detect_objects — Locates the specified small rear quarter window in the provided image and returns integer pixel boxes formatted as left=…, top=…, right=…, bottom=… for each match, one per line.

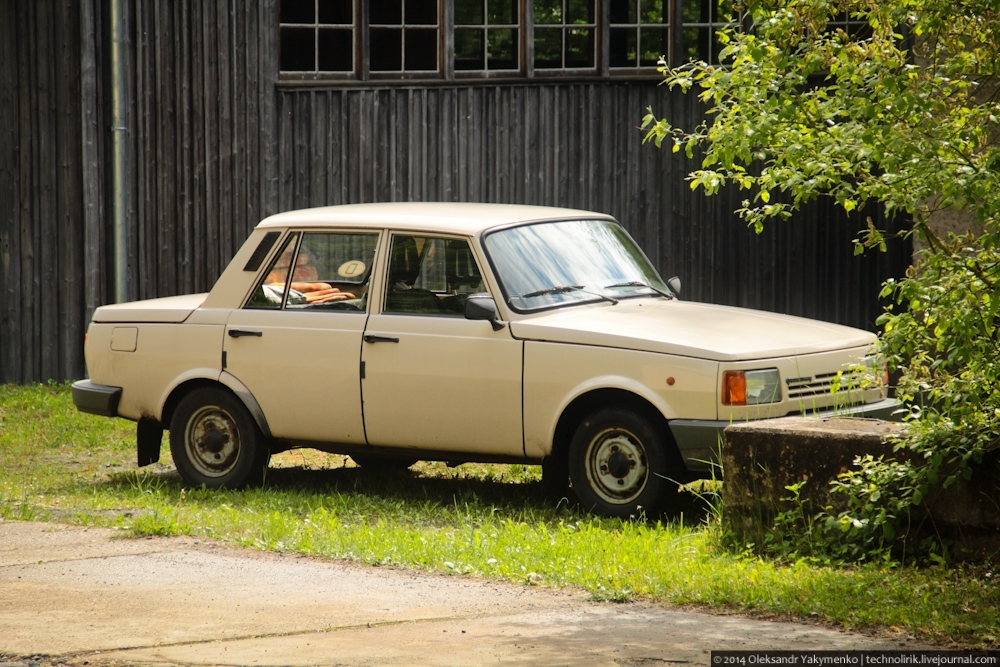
left=243, top=231, right=282, bottom=271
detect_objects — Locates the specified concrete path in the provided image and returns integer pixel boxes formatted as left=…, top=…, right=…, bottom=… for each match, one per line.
left=0, top=520, right=922, bottom=666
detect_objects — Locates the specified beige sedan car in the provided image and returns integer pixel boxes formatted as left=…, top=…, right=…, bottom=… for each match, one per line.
left=73, top=203, right=898, bottom=517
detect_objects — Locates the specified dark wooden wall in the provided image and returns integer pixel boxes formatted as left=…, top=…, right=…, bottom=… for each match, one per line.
left=276, top=83, right=910, bottom=327
left=0, top=0, right=94, bottom=384
left=0, top=0, right=910, bottom=384
left=130, top=0, right=279, bottom=300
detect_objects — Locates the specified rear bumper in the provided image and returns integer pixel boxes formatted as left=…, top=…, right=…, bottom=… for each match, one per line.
left=71, top=379, right=122, bottom=417
left=669, top=397, right=904, bottom=473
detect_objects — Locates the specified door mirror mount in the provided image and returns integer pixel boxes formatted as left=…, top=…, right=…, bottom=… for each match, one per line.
left=667, top=276, right=682, bottom=298
left=465, top=295, right=506, bottom=331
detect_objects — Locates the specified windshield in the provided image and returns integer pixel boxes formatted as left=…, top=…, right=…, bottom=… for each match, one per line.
left=483, top=219, right=670, bottom=312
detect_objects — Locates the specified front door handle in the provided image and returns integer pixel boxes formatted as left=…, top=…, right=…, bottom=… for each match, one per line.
left=363, top=334, right=399, bottom=344
left=229, top=329, right=263, bottom=338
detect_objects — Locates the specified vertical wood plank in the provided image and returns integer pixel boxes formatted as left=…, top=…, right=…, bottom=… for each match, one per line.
left=80, top=0, right=104, bottom=329
left=0, top=0, right=22, bottom=382
left=54, top=0, right=84, bottom=378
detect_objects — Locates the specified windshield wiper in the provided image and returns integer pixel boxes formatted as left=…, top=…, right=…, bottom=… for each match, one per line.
left=517, top=285, right=618, bottom=305
left=604, top=280, right=675, bottom=300
left=519, top=285, right=584, bottom=299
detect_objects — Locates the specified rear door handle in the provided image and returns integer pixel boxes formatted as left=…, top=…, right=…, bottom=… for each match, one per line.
left=363, top=334, right=399, bottom=344
left=229, top=329, right=263, bottom=338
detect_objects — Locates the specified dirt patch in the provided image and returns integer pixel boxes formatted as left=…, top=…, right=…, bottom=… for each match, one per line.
left=0, top=521, right=927, bottom=667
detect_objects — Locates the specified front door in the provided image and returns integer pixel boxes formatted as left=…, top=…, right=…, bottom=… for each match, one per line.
left=361, top=235, right=523, bottom=456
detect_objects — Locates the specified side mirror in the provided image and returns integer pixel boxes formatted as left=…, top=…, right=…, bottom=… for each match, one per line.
left=667, top=276, right=682, bottom=297
left=464, top=295, right=506, bottom=331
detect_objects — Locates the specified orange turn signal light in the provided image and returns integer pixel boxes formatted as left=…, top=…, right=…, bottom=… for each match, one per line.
left=722, top=370, right=746, bottom=406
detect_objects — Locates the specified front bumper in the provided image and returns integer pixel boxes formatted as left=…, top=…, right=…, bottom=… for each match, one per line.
left=71, top=379, right=122, bottom=417
left=669, top=397, right=904, bottom=474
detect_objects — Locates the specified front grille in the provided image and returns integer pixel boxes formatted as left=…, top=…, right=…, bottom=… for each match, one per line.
left=785, top=372, right=842, bottom=399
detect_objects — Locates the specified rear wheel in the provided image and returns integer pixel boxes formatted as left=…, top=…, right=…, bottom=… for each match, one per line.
left=568, top=408, right=675, bottom=518
left=169, top=387, right=270, bottom=488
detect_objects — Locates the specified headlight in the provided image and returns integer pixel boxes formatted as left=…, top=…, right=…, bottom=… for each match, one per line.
left=722, top=369, right=782, bottom=406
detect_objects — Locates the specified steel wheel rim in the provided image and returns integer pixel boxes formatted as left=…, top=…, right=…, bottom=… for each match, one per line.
left=184, top=404, right=241, bottom=478
left=584, top=427, right=649, bottom=505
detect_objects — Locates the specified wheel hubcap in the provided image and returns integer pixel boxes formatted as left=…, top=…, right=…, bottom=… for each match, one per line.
left=185, top=405, right=241, bottom=478
left=586, top=429, right=649, bottom=504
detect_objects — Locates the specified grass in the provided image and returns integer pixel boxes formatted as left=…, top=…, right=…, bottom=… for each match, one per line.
left=1, top=382, right=998, bottom=647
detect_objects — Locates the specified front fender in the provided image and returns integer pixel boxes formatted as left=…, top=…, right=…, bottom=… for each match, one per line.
left=522, top=341, right=718, bottom=459
left=531, top=375, right=676, bottom=458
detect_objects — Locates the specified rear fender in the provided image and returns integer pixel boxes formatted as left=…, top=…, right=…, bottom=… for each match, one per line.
left=219, top=371, right=273, bottom=438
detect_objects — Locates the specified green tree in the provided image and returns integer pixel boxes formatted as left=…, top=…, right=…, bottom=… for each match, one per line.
left=643, top=0, right=1000, bottom=560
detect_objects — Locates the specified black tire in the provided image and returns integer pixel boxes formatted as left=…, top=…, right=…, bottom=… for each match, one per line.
left=350, top=454, right=417, bottom=471
left=568, top=408, right=676, bottom=518
left=169, top=387, right=270, bottom=489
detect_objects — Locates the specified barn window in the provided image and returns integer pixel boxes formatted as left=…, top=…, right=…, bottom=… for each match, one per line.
left=609, top=0, right=670, bottom=69
left=277, top=0, right=747, bottom=79
left=370, top=0, right=441, bottom=72
left=679, top=0, right=737, bottom=65
left=279, top=0, right=356, bottom=72
left=533, top=0, right=596, bottom=70
left=454, top=0, right=519, bottom=71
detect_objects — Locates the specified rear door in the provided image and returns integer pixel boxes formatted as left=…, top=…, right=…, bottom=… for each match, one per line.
left=224, top=230, right=379, bottom=443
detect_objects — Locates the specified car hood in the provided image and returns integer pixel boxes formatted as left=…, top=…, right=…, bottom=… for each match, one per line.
left=508, top=298, right=876, bottom=361
left=91, top=293, right=208, bottom=324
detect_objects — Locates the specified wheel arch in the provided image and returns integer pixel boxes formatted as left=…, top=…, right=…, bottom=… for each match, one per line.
left=161, top=374, right=271, bottom=438
left=550, top=388, right=687, bottom=481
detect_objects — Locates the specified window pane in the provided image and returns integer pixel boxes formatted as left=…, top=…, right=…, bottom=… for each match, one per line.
left=534, top=28, right=562, bottom=68
left=682, top=26, right=708, bottom=62
left=370, top=28, right=403, bottom=70
left=641, top=0, right=668, bottom=23
left=565, top=27, right=593, bottom=67
left=567, top=0, right=594, bottom=24
left=280, top=27, right=315, bottom=71
left=534, top=0, right=562, bottom=25
left=384, top=237, right=482, bottom=316
left=318, top=0, right=352, bottom=24
left=639, top=27, right=667, bottom=66
left=610, top=0, right=637, bottom=24
left=280, top=0, right=314, bottom=24
left=279, top=232, right=377, bottom=311
left=487, top=28, right=517, bottom=69
left=405, top=29, right=438, bottom=70
left=318, top=28, right=353, bottom=70
left=455, top=28, right=485, bottom=69
left=456, top=0, right=483, bottom=25
left=609, top=27, right=637, bottom=67
left=682, top=0, right=708, bottom=23
left=488, top=0, right=515, bottom=25
left=371, top=0, right=402, bottom=24
left=246, top=233, right=299, bottom=309
left=405, top=1, right=438, bottom=25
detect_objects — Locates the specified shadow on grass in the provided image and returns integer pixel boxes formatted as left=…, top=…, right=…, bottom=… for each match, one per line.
left=100, top=462, right=714, bottom=525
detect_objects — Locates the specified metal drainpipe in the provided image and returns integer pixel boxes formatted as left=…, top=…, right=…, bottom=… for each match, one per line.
left=110, top=0, right=128, bottom=303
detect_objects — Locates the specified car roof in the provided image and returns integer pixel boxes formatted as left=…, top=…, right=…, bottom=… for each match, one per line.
left=256, top=202, right=617, bottom=235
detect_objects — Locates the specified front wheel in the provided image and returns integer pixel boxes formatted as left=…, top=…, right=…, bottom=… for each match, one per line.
left=169, top=387, right=270, bottom=489
left=568, top=408, right=675, bottom=518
